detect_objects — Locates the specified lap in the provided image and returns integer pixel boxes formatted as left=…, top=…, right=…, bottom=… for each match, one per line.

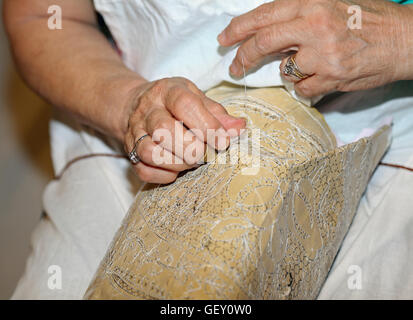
left=12, top=115, right=143, bottom=299
left=14, top=82, right=413, bottom=299
left=318, top=81, right=413, bottom=299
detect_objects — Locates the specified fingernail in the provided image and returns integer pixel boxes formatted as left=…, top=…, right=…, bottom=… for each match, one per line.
left=226, top=115, right=246, bottom=125
left=219, top=113, right=239, bottom=122
left=217, top=31, right=226, bottom=44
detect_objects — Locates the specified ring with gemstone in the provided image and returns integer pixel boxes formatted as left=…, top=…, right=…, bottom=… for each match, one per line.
left=283, top=55, right=309, bottom=80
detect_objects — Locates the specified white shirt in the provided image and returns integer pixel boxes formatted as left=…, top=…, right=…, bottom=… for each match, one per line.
left=12, top=0, right=413, bottom=299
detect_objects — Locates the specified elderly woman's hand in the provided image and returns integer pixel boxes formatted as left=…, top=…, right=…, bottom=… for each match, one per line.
left=123, top=77, right=246, bottom=184
left=218, top=0, right=413, bottom=98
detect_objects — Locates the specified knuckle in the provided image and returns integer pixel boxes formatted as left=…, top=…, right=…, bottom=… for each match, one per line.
left=336, top=82, right=351, bottom=92
left=167, top=171, right=179, bottom=181
left=150, top=79, right=166, bottom=95
left=208, top=102, right=227, bottom=115
left=136, top=166, right=153, bottom=182
left=127, top=115, right=135, bottom=130
left=144, top=107, right=158, bottom=128
left=155, top=118, right=172, bottom=131
left=181, top=78, right=198, bottom=91
left=128, top=119, right=144, bottom=138
left=134, top=94, right=151, bottom=117
left=323, top=58, right=347, bottom=80
left=227, top=18, right=241, bottom=37
left=163, top=174, right=178, bottom=184
left=335, top=83, right=346, bottom=92
left=322, top=52, right=344, bottom=77
left=124, top=137, right=133, bottom=154
left=323, top=40, right=340, bottom=57
left=172, top=77, right=192, bottom=88
left=237, top=46, right=255, bottom=70
left=173, top=76, right=186, bottom=82
left=137, top=94, right=152, bottom=112
left=279, top=61, right=287, bottom=74
left=175, top=92, right=199, bottom=110
left=330, top=64, right=346, bottom=80
left=310, top=5, right=334, bottom=34
left=236, top=47, right=249, bottom=67
left=140, top=145, right=154, bottom=163
left=295, top=82, right=313, bottom=97
left=254, top=3, right=274, bottom=25
left=207, top=120, right=222, bottom=131
left=167, top=85, right=185, bottom=101
left=254, top=29, right=273, bottom=54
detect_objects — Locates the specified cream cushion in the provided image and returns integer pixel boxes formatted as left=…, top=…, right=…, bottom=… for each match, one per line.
left=85, top=85, right=391, bottom=299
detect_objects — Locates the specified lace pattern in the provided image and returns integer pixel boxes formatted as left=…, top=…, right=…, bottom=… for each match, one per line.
left=85, top=88, right=391, bottom=299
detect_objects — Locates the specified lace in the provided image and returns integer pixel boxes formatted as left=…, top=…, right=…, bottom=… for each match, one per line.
left=84, top=91, right=391, bottom=299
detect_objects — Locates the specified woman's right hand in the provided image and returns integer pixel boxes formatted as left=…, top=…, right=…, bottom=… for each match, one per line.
left=123, top=77, right=246, bottom=184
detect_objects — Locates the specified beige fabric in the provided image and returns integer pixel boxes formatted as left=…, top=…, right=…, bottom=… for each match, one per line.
left=84, top=85, right=391, bottom=300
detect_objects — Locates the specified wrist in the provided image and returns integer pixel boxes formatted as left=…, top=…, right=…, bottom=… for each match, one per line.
left=100, top=74, right=148, bottom=142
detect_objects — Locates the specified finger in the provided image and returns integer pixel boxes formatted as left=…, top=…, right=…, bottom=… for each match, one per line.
left=294, top=75, right=337, bottom=98
left=134, top=161, right=179, bottom=184
left=201, top=96, right=246, bottom=137
left=176, top=77, right=246, bottom=133
left=218, top=0, right=299, bottom=46
left=280, top=51, right=315, bottom=83
left=124, top=130, right=136, bottom=156
left=130, top=126, right=194, bottom=172
left=229, top=18, right=308, bottom=76
left=144, top=107, right=206, bottom=165
left=163, top=85, right=231, bottom=151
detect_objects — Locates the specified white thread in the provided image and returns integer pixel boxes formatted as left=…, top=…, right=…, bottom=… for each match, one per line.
left=241, top=56, right=247, bottom=98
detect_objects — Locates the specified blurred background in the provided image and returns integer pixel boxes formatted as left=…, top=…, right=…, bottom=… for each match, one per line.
left=0, top=1, right=54, bottom=299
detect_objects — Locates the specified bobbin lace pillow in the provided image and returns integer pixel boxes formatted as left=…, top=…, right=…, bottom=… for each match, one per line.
left=84, top=86, right=391, bottom=299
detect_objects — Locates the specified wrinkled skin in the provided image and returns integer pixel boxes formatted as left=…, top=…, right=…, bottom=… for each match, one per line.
left=4, top=0, right=245, bottom=184
left=219, top=0, right=413, bottom=97
left=6, top=0, right=412, bottom=184
left=123, top=77, right=246, bottom=184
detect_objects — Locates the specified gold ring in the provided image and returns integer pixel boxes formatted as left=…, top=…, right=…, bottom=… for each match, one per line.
left=283, top=55, right=309, bottom=80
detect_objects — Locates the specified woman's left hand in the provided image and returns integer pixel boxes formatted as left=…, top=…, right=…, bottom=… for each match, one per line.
left=218, top=0, right=413, bottom=98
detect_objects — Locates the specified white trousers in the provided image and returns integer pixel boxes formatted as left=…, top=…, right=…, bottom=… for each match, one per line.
left=12, top=82, right=413, bottom=299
